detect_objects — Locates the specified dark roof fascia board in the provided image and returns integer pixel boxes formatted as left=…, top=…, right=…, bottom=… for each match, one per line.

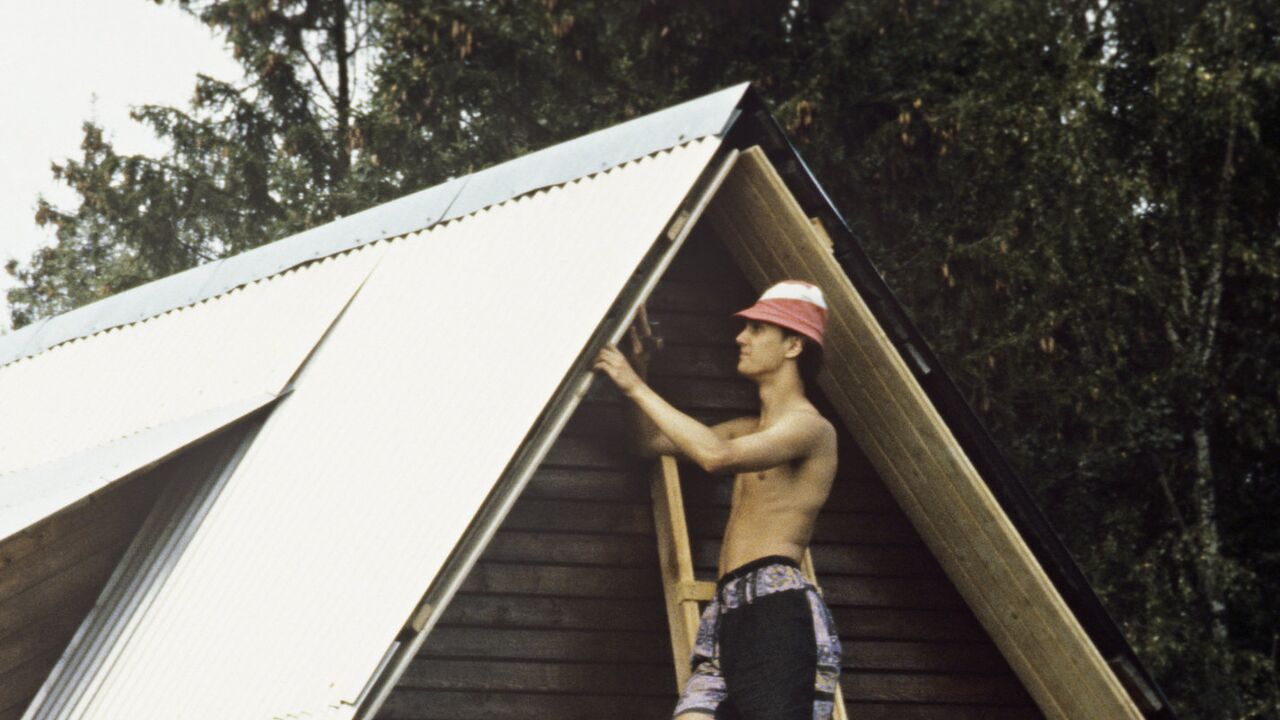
left=0, top=84, right=751, bottom=368
left=724, top=87, right=1174, bottom=718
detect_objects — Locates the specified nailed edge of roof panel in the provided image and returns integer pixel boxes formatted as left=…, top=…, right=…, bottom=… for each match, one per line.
left=0, top=83, right=749, bottom=368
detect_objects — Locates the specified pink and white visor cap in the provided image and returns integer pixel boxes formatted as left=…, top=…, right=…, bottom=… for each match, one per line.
left=733, top=280, right=828, bottom=348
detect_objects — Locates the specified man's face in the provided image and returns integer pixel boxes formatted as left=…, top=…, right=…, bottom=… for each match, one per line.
left=735, top=320, right=798, bottom=378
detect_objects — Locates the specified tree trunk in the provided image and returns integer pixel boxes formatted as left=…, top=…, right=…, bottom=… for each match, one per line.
left=332, top=0, right=351, bottom=184
left=1191, top=425, right=1227, bottom=641
left=1189, top=30, right=1242, bottom=703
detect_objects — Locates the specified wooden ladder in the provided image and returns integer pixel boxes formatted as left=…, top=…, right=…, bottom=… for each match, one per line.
left=650, top=455, right=849, bottom=718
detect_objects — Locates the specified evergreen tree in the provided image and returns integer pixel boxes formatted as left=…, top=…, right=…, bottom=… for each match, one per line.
left=7, top=2, right=1279, bottom=716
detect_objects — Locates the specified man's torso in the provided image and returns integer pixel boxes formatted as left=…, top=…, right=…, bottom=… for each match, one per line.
left=718, top=411, right=837, bottom=575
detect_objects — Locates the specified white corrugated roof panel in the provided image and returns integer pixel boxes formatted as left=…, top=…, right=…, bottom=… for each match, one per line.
left=55, top=137, right=719, bottom=719
left=0, top=243, right=387, bottom=482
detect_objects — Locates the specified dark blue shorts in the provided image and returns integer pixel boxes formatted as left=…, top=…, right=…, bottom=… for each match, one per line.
left=673, top=556, right=842, bottom=719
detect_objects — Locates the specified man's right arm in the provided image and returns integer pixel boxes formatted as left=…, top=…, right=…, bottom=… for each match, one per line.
left=633, top=412, right=755, bottom=459
left=595, top=336, right=755, bottom=462
left=629, top=400, right=674, bottom=456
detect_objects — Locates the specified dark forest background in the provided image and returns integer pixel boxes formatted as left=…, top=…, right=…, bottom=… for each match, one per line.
left=6, top=2, right=1278, bottom=717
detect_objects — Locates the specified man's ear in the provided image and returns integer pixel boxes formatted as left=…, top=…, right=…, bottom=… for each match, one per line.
left=784, top=335, right=804, bottom=360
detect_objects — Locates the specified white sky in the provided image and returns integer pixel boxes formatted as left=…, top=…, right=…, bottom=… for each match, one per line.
left=0, top=0, right=241, bottom=331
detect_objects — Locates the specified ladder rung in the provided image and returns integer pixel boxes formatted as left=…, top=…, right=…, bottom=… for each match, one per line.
left=677, top=580, right=715, bottom=603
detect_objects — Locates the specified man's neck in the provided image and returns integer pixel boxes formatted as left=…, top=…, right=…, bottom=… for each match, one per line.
left=755, top=367, right=807, bottom=423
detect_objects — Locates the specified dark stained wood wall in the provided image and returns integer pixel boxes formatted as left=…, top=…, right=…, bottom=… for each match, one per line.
left=380, top=224, right=1045, bottom=719
left=0, top=472, right=166, bottom=720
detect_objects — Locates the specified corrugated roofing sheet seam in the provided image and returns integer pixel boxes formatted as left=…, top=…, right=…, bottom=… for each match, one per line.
left=0, top=84, right=750, bottom=368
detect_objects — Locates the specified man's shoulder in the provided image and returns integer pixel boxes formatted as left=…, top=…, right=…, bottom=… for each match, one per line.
left=786, top=405, right=835, bottom=433
left=772, top=406, right=836, bottom=451
left=791, top=409, right=837, bottom=472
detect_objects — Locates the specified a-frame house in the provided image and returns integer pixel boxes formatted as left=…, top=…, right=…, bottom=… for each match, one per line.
left=0, top=84, right=1173, bottom=719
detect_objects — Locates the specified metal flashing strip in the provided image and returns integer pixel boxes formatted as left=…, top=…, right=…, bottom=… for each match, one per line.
left=0, top=83, right=750, bottom=368
left=352, top=146, right=742, bottom=720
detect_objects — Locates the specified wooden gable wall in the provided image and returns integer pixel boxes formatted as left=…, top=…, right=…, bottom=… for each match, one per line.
left=379, top=221, right=1043, bottom=719
left=0, top=473, right=165, bottom=719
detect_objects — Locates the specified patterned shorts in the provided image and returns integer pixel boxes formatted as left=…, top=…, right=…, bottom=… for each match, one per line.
left=673, top=556, right=842, bottom=719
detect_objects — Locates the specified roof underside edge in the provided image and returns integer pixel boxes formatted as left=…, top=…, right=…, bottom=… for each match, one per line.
left=0, top=83, right=750, bottom=368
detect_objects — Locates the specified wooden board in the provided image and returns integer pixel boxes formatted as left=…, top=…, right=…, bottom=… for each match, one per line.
left=0, top=471, right=157, bottom=580
left=0, top=540, right=124, bottom=642
left=832, top=606, right=989, bottom=642
left=521, top=466, right=649, bottom=502
left=500, top=499, right=654, bottom=535
left=458, top=563, right=659, bottom=599
left=0, top=599, right=92, bottom=676
left=380, top=690, right=675, bottom=720
left=419, top=627, right=672, bottom=665
left=841, top=671, right=1033, bottom=705
left=401, top=658, right=674, bottom=695
left=0, top=650, right=63, bottom=718
left=703, top=146, right=1140, bottom=720
left=438, top=594, right=666, bottom=632
left=479, top=530, right=657, bottom=567
left=843, top=705, right=1045, bottom=720
left=841, top=639, right=1010, bottom=673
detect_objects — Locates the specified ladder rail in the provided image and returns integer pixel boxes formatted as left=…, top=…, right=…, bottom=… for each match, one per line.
left=650, top=455, right=705, bottom=689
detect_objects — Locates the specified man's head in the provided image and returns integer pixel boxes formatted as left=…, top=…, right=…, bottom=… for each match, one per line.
left=732, top=280, right=827, bottom=386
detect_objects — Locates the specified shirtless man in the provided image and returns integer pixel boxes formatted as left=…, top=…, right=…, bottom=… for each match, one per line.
left=594, top=280, right=842, bottom=720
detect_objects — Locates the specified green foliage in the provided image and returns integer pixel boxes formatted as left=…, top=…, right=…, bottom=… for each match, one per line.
left=7, top=1, right=1279, bottom=716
